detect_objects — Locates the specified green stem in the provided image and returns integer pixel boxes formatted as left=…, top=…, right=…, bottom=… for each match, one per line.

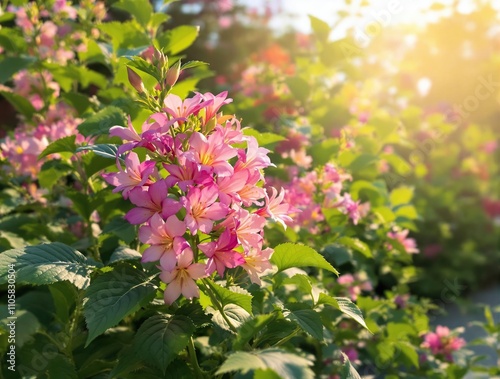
left=274, top=328, right=301, bottom=347
left=187, top=337, right=205, bottom=379
left=200, top=279, right=238, bottom=333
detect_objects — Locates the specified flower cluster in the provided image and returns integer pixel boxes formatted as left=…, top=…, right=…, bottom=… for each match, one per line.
left=268, top=162, right=369, bottom=232
left=104, top=91, right=294, bottom=304
left=421, top=325, right=466, bottom=362
left=8, top=0, right=105, bottom=64
left=0, top=71, right=83, bottom=179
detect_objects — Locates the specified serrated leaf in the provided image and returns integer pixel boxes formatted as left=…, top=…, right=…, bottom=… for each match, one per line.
left=284, top=308, right=323, bottom=340
left=108, top=246, right=142, bottom=264
left=234, top=314, right=275, bottom=350
left=337, top=237, right=372, bottom=258
left=83, top=265, right=157, bottom=345
left=317, top=294, right=370, bottom=331
left=0, top=243, right=98, bottom=289
left=209, top=304, right=251, bottom=332
left=76, top=144, right=120, bottom=160
left=340, top=352, right=362, bottom=379
left=203, top=280, right=253, bottom=314
left=271, top=243, right=339, bottom=275
left=77, top=107, right=125, bottom=137
left=39, top=136, right=77, bottom=160
left=216, top=348, right=314, bottom=379
left=134, top=314, right=195, bottom=373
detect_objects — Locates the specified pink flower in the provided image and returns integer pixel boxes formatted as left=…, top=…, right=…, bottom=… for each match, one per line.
left=139, top=214, right=188, bottom=270
left=234, top=136, right=274, bottom=173
left=125, top=180, right=181, bottom=224
left=181, top=185, right=228, bottom=234
left=241, top=245, right=273, bottom=285
left=337, top=273, right=372, bottom=301
left=102, top=152, right=157, bottom=199
left=159, top=247, right=206, bottom=304
left=164, top=155, right=213, bottom=192
left=236, top=169, right=266, bottom=206
left=257, top=187, right=295, bottom=229
left=199, top=229, right=245, bottom=277
left=185, top=131, right=237, bottom=177
left=421, top=326, right=466, bottom=362
left=219, top=208, right=265, bottom=250
left=336, top=193, right=370, bottom=225
left=163, top=93, right=210, bottom=119
left=197, top=91, right=233, bottom=125
left=387, top=229, right=419, bottom=254
left=216, top=169, right=249, bottom=205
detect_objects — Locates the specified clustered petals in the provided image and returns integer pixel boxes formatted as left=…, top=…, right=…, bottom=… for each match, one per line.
left=106, top=92, right=295, bottom=304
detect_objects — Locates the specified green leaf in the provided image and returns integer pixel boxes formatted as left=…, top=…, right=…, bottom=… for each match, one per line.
left=317, top=294, right=370, bottom=331
left=395, top=205, right=418, bottom=220
left=113, top=0, right=152, bottom=26
left=0, top=242, right=98, bottom=289
left=126, top=56, right=162, bottom=82
left=77, top=107, right=125, bottom=137
left=271, top=243, right=339, bottom=275
left=0, top=90, right=36, bottom=118
left=46, top=355, right=78, bottom=379
left=390, top=186, right=414, bottom=206
left=61, top=92, right=92, bottom=115
left=309, top=15, right=330, bottom=42
left=243, top=129, right=286, bottom=146
left=98, top=21, right=149, bottom=51
left=216, top=348, right=314, bottom=379
left=339, top=352, right=362, bottom=379
left=83, top=265, right=157, bottom=346
left=102, top=216, right=136, bottom=244
left=337, top=237, right=372, bottom=258
left=285, top=77, right=310, bottom=103
left=39, top=135, right=77, bottom=160
left=234, top=314, right=275, bottom=350
left=38, top=160, right=73, bottom=189
left=0, top=309, right=40, bottom=347
left=284, top=308, right=323, bottom=340
left=159, top=25, right=199, bottom=55
left=209, top=304, right=251, bottom=332
left=108, top=246, right=142, bottom=264
left=134, top=314, right=195, bottom=373
left=49, top=282, right=77, bottom=323
left=0, top=57, right=34, bottom=83
left=203, top=280, right=253, bottom=314
left=181, top=60, right=208, bottom=70
left=76, top=144, right=120, bottom=160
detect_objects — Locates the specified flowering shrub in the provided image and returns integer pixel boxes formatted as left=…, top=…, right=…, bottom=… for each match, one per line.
left=0, top=1, right=497, bottom=379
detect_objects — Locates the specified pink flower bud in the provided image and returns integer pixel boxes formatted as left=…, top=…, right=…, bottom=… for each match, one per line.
left=165, top=61, right=181, bottom=87
left=127, top=67, right=144, bottom=93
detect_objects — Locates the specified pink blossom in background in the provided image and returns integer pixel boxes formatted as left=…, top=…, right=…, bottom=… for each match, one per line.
left=421, top=326, right=466, bottom=362
left=337, top=273, right=373, bottom=301
left=387, top=229, right=419, bottom=254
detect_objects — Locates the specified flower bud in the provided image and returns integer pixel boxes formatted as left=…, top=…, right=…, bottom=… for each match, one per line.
left=127, top=67, right=144, bottom=93
left=153, top=47, right=167, bottom=68
left=165, top=60, right=182, bottom=87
